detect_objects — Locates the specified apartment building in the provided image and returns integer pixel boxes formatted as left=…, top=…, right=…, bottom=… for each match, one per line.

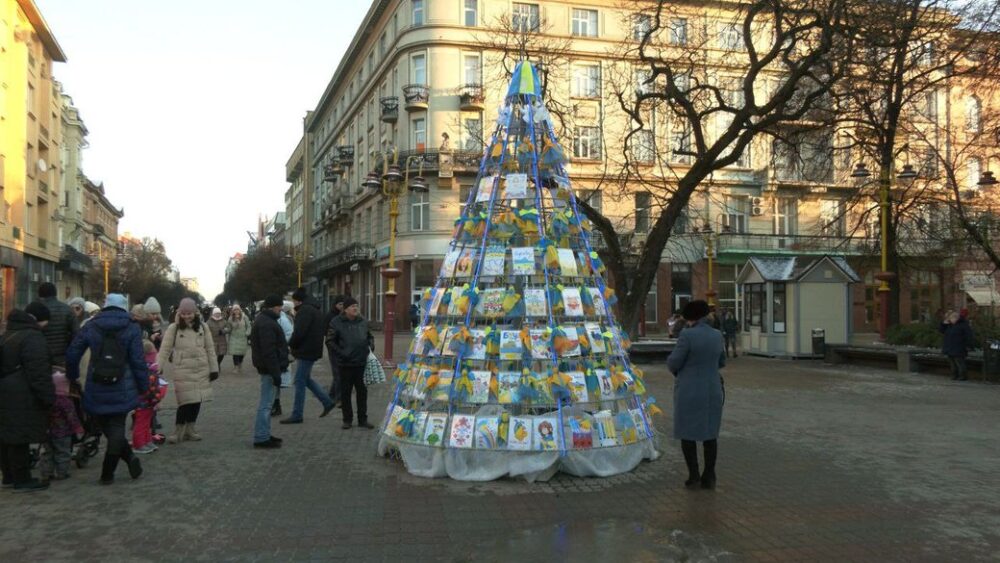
left=55, top=93, right=92, bottom=298
left=291, top=0, right=1000, bottom=333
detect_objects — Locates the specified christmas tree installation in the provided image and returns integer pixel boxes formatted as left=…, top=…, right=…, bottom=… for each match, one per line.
left=377, top=61, right=661, bottom=481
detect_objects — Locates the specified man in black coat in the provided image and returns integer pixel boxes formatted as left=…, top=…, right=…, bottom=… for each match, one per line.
left=328, top=297, right=375, bottom=429
left=323, top=295, right=345, bottom=405
left=281, top=287, right=335, bottom=424
left=37, top=282, right=75, bottom=367
left=0, top=303, right=55, bottom=492
left=941, top=310, right=975, bottom=381
left=250, top=295, right=288, bottom=448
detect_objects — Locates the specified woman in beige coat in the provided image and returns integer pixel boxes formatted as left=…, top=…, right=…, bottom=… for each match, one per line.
left=158, top=298, right=219, bottom=443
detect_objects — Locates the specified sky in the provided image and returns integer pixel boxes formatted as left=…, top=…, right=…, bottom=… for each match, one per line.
left=34, top=0, right=372, bottom=300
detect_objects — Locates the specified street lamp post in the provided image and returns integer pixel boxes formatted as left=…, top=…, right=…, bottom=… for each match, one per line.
left=286, top=248, right=312, bottom=287
left=89, top=242, right=113, bottom=296
left=700, top=220, right=731, bottom=308
left=365, top=149, right=429, bottom=366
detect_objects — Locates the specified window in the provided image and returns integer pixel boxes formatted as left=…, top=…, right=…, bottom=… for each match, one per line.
left=464, top=0, right=478, bottom=26
left=635, top=192, right=651, bottom=233
left=462, top=115, right=483, bottom=150
left=412, top=118, right=426, bottom=151
left=671, top=123, right=693, bottom=164
left=772, top=283, right=786, bottom=333
left=379, top=32, right=387, bottom=57
left=632, top=130, right=655, bottom=163
left=669, top=18, right=688, bottom=46
left=633, top=14, right=652, bottom=41
left=412, top=0, right=424, bottom=26
left=819, top=199, right=846, bottom=236
left=773, top=198, right=797, bottom=235
left=25, top=202, right=34, bottom=234
left=745, top=283, right=766, bottom=332
left=412, top=53, right=426, bottom=84
left=512, top=3, right=540, bottom=33
left=718, top=23, right=745, bottom=51
left=722, top=195, right=748, bottom=234
left=966, top=97, right=982, bottom=133
left=573, top=126, right=602, bottom=160
left=920, top=90, right=937, bottom=121
left=635, top=69, right=653, bottom=96
left=459, top=185, right=473, bottom=216
left=571, top=64, right=600, bottom=98
left=582, top=190, right=602, bottom=214
left=968, top=158, right=982, bottom=190
left=376, top=200, right=386, bottom=240
left=410, top=190, right=430, bottom=231
left=463, top=53, right=482, bottom=85
left=571, top=9, right=598, bottom=37
left=27, top=83, right=35, bottom=116
left=366, top=207, right=373, bottom=245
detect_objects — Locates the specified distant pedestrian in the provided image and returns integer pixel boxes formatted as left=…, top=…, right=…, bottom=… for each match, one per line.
left=132, top=340, right=165, bottom=454
left=721, top=309, right=739, bottom=358
left=409, top=298, right=421, bottom=330
left=0, top=305, right=56, bottom=492
left=271, top=301, right=295, bottom=417
left=250, top=295, right=288, bottom=449
left=158, top=297, right=219, bottom=443
left=328, top=297, right=375, bottom=430
left=667, top=299, right=725, bottom=490
left=143, top=297, right=165, bottom=350
left=227, top=306, right=250, bottom=375
left=207, top=307, right=231, bottom=369
left=38, top=369, right=83, bottom=481
left=324, top=295, right=346, bottom=405
left=280, top=288, right=335, bottom=424
left=66, top=294, right=148, bottom=485
left=941, top=311, right=975, bottom=381
left=37, top=282, right=76, bottom=368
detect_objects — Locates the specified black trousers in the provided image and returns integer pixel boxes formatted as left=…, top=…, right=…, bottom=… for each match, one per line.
left=232, top=354, right=245, bottom=367
left=217, top=355, right=225, bottom=369
left=93, top=413, right=133, bottom=479
left=0, top=442, right=31, bottom=485
left=340, top=364, right=367, bottom=424
left=176, top=402, right=202, bottom=425
left=328, top=352, right=341, bottom=404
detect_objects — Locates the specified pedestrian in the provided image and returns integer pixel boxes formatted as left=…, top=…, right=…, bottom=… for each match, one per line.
left=67, top=297, right=86, bottom=331
left=0, top=304, right=56, bottom=492
left=143, top=297, right=165, bottom=350
left=323, top=295, right=346, bottom=405
left=65, top=294, right=148, bottom=485
left=280, top=287, right=335, bottom=424
left=721, top=309, right=739, bottom=358
left=250, top=295, right=288, bottom=449
left=207, top=307, right=231, bottom=370
left=941, top=310, right=975, bottom=381
left=328, top=297, right=375, bottom=430
left=158, top=297, right=219, bottom=443
left=271, top=301, right=295, bottom=417
left=409, top=297, right=420, bottom=330
left=132, top=340, right=165, bottom=454
left=705, top=306, right=721, bottom=331
left=227, top=305, right=251, bottom=375
left=37, top=282, right=76, bottom=368
left=666, top=299, right=725, bottom=490
left=38, top=368, right=83, bottom=481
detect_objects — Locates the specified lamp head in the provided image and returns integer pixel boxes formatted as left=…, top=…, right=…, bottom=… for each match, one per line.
left=978, top=170, right=998, bottom=187
left=897, top=164, right=918, bottom=181
left=362, top=172, right=381, bottom=190
left=408, top=175, right=429, bottom=192
left=851, top=162, right=871, bottom=179
left=383, top=164, right=404, bottom=184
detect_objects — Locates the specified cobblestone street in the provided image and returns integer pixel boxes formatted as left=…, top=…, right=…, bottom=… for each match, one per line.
left=1, top=351, right=998, bottom=562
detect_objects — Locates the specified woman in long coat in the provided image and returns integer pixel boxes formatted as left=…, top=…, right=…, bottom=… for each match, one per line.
left=206, top=307, right=230, bottom=370
left=158, top=298, right=218, bottom=443
left=226, top=306, right=250, bottom=375
left=666, top=300, right=725, bottom=490
left=0, top=306, right=55, bottom=492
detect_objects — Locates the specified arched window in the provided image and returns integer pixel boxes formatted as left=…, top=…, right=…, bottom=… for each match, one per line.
left=966, top=97, right=982, bottom=133
left=969, top=158, right=982, bottom=189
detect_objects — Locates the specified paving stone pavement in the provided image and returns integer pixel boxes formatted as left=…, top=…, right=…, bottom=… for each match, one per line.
left=1, top=351, right=998, bottom=562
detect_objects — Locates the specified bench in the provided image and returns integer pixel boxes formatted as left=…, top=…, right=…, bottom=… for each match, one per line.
left=826, top=344, right=990, bottom=379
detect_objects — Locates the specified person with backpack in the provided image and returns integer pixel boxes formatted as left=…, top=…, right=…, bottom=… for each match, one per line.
left=65, top=294, right=148, bottom=485
left=0, top=303, right=56, bottom=492
left=157, top=298, right=219, bottom=443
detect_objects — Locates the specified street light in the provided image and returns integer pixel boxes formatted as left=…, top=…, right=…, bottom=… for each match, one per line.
left=700, top=220, right=731, bottom=307
left=89, top=242, right=114, bottom=296
left=286, top=247, right=313, bottom=287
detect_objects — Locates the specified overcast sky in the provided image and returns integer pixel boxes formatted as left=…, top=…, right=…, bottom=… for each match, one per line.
left=34, top=0, right=371, bottom=300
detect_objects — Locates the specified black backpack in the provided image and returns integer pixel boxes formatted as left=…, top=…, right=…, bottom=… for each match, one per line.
left=92, top=328, right=127, bottom=384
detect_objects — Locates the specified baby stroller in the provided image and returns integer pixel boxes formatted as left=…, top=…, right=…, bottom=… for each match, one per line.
left=69, top=384, right=101, bottom=468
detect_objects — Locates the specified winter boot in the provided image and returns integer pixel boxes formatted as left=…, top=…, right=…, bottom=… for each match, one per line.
left=100, top=454, right=118, bottom=485
left=701, top=440, right=718, bottom=490
left=681, top=440, right=700, bottom=489
left=185, top=423, right=203, bottom=441
left=167, top=423, right=187, bottom=444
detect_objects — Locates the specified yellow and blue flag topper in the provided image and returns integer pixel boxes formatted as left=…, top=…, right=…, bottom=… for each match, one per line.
left=506, top=60, right=543, bottom=99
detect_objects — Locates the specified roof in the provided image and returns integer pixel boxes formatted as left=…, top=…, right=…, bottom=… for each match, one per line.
left=739, top=255, right=861, bottom=283
left=17, top=0, right=67, bottom=62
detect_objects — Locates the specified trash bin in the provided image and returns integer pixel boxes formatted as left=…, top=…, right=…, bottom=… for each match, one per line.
left=811, top=328, right=825, bottom=356
left=983, top=340, right=1000, bottom=381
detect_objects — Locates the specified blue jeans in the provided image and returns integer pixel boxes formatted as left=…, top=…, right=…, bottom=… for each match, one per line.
left=254, top=375, right=277, bottom=443
left=291, top=359, right=332, bottom=420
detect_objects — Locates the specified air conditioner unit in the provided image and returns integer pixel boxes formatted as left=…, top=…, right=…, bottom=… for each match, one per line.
left=751, top=196, right=765, bottom=216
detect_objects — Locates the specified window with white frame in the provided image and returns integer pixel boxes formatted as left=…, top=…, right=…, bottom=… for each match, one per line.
left=412, top=0, right=424, bottom=26
left=644, top=272, right=659, bottom=323
left=462, top=114, right=483, bottom=150
left=463, top=53, right=481, bottom=85
left=410, top=190, right=430, bottom=231
left=966, top=97, right=982, bottom=133
left=635, top=69, right=653, bottom=96
left=632, top=130, right=655, bottom=163
left=773, top=197, right=797, bottom=235
left=722, top=195, right=749, bottom=233
left=412, top=117, right=426, bottom=151
left=671, top=122, right=693, bottom=164
left=573, top=126, right=602, bottom=160
left=571, top=64, right=601, bottom=98
left=669, top=18, right=688, bottom=46
left=571, top=8, right=598, bottom=37
left=512, top=3, right=540, bottom=33
left=819, top=199, right=846, bottom=236
left=412, top=53, right=426, bottom=84
left=635, top=191, right=651, bottom=233
left=464, top=0, right=478, bottom=26
left=718, top=22, right=745, bottom=51
left=633, top=14, right=651, bottom=41
left=968, top=158, right=982, bottom=190
left=582, top=190, right=602, bottom=214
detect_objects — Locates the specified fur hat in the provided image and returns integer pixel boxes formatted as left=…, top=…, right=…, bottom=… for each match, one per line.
left=105, top=293, right=128, bottom=311
left=143, top=297, right=162, bottom=314
left=682, top=299, right=710, bottom=321
left=67, top=297, right=86, bottom=308
left=263, top=294, right=283, bottom=308
left=25, top=301, right=51, bottom=322
left=178, top=297, right=198, bottom=314
left=84, top=301, right=101, bottom=314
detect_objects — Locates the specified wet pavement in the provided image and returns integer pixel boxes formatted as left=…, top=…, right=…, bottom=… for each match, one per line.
left=1, top=348, right=998, bottom=562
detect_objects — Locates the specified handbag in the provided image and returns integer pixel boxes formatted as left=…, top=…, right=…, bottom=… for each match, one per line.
left=363, top=351, right=386, bottom=385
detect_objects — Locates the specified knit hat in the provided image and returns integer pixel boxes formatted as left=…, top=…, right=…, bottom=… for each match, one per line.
left=178, top=297, right=198, bottom=314
left=131, top=304, right=146, bottom=317
left=26, top=301, right=51, bottom=322
left=67, top=297, right=86, bottom=308
left=52, top=370, right=70, bottom=397
left=343, top=296, right=359, bottom=308
left=292, top=287, right=308, bottom=302
left=84, top=301, right=100, bottom=314
left=263, top=294, right=283, bottom=308
left=105, top=293, right=128, bottom=311
left=143, top=297, right=162, bottom=314
left=332, top=294, right=345, bottom=306
left=282, top=300, right=294, bottom=313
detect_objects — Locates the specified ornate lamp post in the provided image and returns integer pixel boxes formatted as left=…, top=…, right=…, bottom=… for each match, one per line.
left=368, top=149, right=429, bottom=365
left=700, top=220, right=731, bottom=308
left=286, top=247, right=313, bottom=287
left=89, top=242, right=114, bottom=296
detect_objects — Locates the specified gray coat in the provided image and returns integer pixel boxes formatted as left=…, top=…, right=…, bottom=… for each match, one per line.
left=666, top=319, right=725, bottom=441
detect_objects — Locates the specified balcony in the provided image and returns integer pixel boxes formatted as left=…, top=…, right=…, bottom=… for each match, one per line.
left=715, top=233, right=874, bottom=257
left=459, top=84, right=485, bottom=111
left=40, top=125, right=49, bottom=140
left=59, top=244, right=93, bottom=273
left=403, top=84, right=430, bottom=111
left=308, top=242, right=376, bottom=277
left=336, top=145, right=355, bottom=167
left=391, top=149, right=484, bottom=174
left=323, top=163, right=343, bottom=182
left=380, top=96, right=399, bottom=123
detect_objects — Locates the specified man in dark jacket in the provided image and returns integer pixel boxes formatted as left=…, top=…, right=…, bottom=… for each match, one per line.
left=38, top=282, right=76, bottom=367
left=0, top=304, right=55, bottom=492
left=323, top=295, right=345, bottom=405
left=281, top=287, right=335, bottom=424
left=941, top=310, right=975, bottom=381
left=250, top=295, right=288, bottom=448
left=66, top=293, right=148, bottom=485
left=329, top=297, right=375, bottom=429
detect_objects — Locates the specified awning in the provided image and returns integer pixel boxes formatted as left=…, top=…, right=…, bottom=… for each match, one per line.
left=965, top=289, right=1000, bottom=306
